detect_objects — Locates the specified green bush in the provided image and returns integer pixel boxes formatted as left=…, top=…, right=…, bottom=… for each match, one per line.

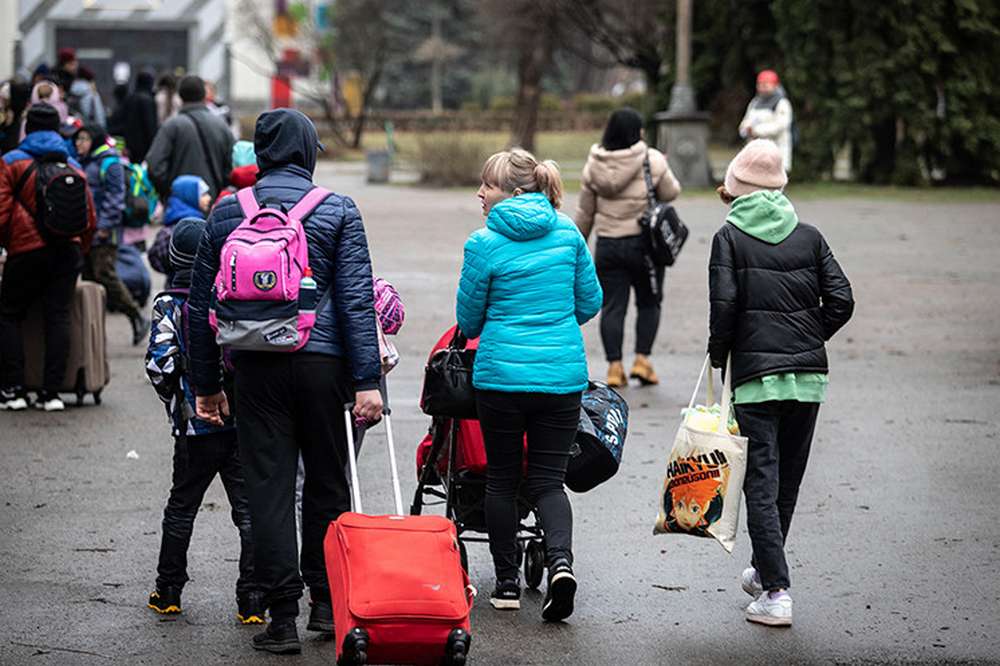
left=416, top=134, right=492, bottom=187
left=572, top=93, right=618, bottom=115
left=490, top=95, right=515, bottom=112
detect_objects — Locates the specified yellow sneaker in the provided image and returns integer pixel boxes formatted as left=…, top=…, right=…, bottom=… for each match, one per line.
left=629, top=355, right=659, bottom=386
left=147, top=588, right=182, bottom=614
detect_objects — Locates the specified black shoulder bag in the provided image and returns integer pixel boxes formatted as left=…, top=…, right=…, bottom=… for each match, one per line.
left=638, top=151, right=689, bottom=267
left=420, top=328, right=478, bottom=420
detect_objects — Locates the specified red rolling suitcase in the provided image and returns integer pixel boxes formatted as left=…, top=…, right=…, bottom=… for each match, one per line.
left=324, top=408, right=473, bottom=666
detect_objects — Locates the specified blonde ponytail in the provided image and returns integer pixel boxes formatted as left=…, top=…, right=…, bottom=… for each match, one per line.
left=481, top=148, right=564, bottom=209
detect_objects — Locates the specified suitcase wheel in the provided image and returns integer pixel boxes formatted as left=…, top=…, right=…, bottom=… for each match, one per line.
left=443, top=628, right=471, bottom=666
left=524, top=540, right=545, bottom=590
left=338, top=627, right=369, bottom=666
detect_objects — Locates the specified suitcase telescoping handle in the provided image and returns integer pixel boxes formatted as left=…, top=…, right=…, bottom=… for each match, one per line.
left=343, top=405, right=404, bottom=516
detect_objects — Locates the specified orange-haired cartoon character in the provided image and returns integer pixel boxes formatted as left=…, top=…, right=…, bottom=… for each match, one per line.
left=663, top=459, right=728, bottom=536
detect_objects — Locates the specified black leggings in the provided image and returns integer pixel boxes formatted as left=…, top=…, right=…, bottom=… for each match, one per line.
left=595, top=235, right=664, bottom=362
left=476, top=390, right=581, bottom=581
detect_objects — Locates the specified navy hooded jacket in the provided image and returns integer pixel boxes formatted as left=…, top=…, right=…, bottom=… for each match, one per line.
left=187, top=109, right=381, bottom=395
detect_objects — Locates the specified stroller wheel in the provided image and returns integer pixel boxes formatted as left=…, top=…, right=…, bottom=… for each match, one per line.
left=524, top=540, right=545, bottom=590
left=458, top=539, right=469, bottom=572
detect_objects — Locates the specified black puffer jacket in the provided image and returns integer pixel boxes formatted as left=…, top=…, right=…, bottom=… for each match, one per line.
left=187, top=108, right=381, bottom=395
left=708, top=195, right=854, bottom=387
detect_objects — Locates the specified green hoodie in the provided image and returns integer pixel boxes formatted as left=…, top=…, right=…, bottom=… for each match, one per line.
left=725, top=190, right=828, bottom=405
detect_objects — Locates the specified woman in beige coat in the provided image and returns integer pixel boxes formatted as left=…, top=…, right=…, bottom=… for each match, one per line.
left=575, top=108, right=681, bottom=387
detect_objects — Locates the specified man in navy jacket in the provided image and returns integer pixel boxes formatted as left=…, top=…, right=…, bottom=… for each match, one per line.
left=187, top=108, right=382, bottom=654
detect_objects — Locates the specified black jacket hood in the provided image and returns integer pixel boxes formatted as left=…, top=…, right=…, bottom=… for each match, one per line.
left=254, top=108, right=321, bottom=175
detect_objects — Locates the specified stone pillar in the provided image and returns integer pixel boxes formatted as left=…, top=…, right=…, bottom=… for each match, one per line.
left=656, top=0, right=713, bottom=188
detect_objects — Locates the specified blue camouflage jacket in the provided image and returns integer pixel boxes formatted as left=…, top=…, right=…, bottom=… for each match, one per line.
left=146, top=290, right=234, bottom=437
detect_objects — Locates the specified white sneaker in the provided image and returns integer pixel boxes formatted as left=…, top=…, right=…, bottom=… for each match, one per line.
left=0, top=395, right=29, bottom=411
left=741, top=567, right=763, bottom=598
left=35, top=396, right=65, bottom=412
left=745, top=590, right=792, bottom=627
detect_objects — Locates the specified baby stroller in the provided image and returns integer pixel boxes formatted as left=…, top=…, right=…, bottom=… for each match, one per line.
left=411, top=326, right=630, bottom=590
left=410, top=327, right=549, bottom=590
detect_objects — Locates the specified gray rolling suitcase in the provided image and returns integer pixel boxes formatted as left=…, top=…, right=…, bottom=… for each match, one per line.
left=23, top=279, right=110, bottom=405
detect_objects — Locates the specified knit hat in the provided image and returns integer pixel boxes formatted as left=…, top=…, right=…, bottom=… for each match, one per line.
left=757, top=70, right=779, bottom=86
left=168, top=218, right=207, bottom=272
left=25, top=103, right=61, bottom=134
left=178, top=75, right=205, bottom=103
left=723, top=139, right=787, bottom=198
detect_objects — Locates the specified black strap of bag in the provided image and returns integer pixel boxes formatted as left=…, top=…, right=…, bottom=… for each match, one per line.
left=642, top=151, right=657, bottom=210
left=185, top=112, right=222, bottom=195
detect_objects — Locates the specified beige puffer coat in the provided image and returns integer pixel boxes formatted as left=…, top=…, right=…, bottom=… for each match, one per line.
left=575, top=141, right=681, bottom=239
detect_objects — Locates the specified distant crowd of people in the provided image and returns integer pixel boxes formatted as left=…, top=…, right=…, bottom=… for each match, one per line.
left=1, top=46, right=240, bottom=412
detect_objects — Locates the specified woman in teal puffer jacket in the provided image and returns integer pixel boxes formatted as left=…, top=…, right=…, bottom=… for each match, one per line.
left=457, top=148, right=602, bottom=622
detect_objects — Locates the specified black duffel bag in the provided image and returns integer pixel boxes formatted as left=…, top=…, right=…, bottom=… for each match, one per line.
left=638, top=151, right=688, bottom=267
left=565, top=381, right=629, bottom=493
left=420, top=328, right=478, bottom=420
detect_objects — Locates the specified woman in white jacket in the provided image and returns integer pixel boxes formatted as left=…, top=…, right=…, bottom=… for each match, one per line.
left=739, top=70, right=793, bottom=172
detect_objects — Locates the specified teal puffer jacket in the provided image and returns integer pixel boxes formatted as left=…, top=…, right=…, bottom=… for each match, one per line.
left=456, top=192, right=603, bottom=394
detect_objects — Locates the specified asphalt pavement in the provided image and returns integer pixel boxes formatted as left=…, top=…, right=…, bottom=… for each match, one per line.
left=1, top=162, right=998, bottom=665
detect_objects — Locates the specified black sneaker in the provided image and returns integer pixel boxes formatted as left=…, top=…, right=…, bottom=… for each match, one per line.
left=489, top=578, right=521, bottom=610
left=541, top=560, right=576, bottom=622
left=237, top=591, right=266, bottom=625
left=131, top=314, right=150, bottom=346
left=0, top=386, right=29, bottom=411
left=251, top=620, right=301, bottom=655
left=147, top=586, right=182, bottom=614
left=306, top=599, right=334, bottom=633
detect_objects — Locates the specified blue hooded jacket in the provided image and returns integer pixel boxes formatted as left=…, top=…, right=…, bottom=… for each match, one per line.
left=163, top=175, right=206, bottom=227
left=456, top=192, right=603, bottom=394
left=4, top=130, right=80, bottom=168
left=186, top=109, right=381, bottom=395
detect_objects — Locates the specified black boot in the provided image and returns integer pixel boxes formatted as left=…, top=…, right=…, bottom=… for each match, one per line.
left=251, top=620, right=301, bottom=655
left=306, top=599, right=334, bottom=633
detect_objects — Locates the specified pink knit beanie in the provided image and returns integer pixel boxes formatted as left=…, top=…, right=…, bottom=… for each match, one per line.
left=724, top=139, right=787, bottom=198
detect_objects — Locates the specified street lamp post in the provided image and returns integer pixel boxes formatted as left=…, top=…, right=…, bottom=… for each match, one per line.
left=655, top=0, right=712, bottom=187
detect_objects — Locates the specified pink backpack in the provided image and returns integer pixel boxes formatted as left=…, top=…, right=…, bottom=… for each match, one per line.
left=208, top=186, right=330, bottom=352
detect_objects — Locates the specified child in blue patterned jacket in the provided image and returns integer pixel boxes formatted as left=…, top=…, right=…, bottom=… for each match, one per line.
left=143, top=218, right=263, bottom=624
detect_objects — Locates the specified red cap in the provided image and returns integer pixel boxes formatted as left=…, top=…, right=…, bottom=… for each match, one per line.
left=57, top=48, right=76, bottom=65
left=757, top=70, right=779, bottom=86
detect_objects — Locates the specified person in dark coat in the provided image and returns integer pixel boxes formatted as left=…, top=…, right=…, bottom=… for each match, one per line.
left=122, top=72, right=159, bottom=163
left=709, top=139, right=854, bottom=628
left=145, top=75, right=233, bottom=201
left=187, top=108, right=382, bottom=654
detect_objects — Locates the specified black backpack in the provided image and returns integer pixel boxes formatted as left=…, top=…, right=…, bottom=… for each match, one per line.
left=15, top=152, right=90, bottom=240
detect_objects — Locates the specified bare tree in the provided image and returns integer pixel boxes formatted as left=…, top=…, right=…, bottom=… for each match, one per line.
left=556, top=0, right=675, bottom=92
left=235, top=0, right=416, bottom=149
left=478, top=0, right=564, bottom=152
